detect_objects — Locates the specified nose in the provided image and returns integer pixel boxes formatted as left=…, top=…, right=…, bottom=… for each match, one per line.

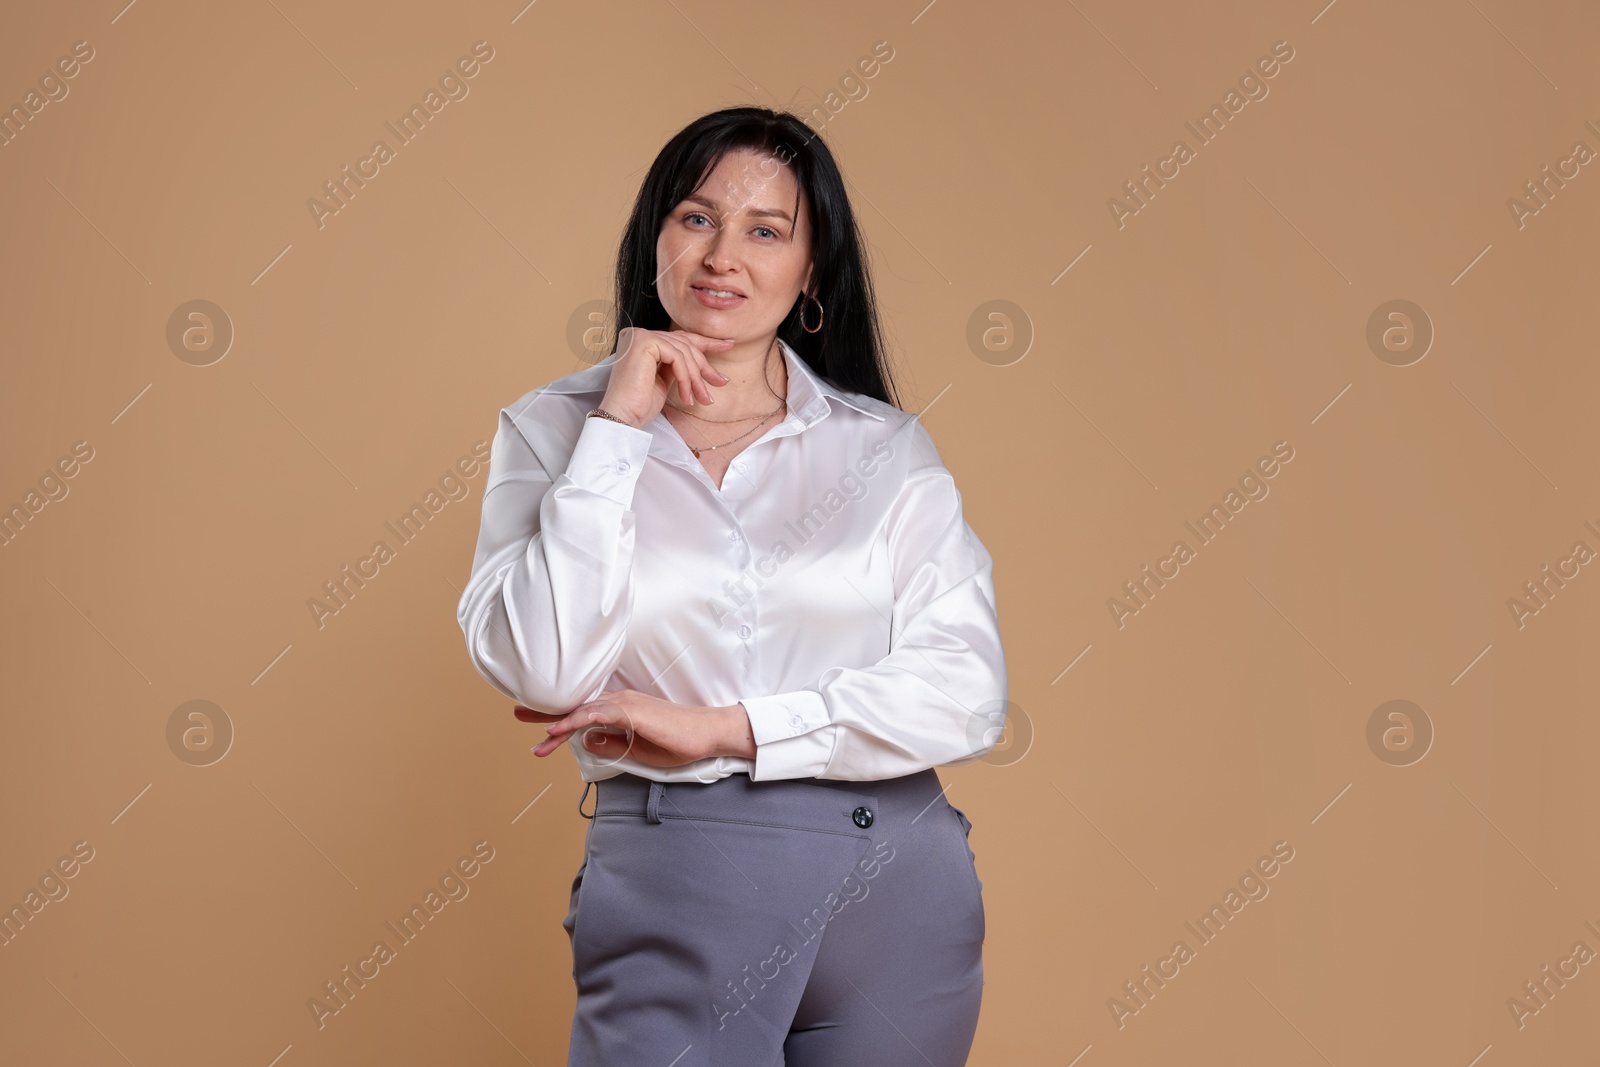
left=703, top=224, right=739, bottom=273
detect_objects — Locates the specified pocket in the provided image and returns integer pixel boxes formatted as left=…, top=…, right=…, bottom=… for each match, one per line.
left=570, top=811, right=876, bottom=980
left=563, top=857, right=588, bottom=927
left=946, top=803, right=985, bottom=925
left=561, top=858, right=588, bottom=980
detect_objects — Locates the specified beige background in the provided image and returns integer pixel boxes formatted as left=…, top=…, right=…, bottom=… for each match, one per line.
left=3, top=0, right=1598, bottom=1063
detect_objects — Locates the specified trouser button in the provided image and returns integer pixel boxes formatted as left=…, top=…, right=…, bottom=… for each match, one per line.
left=852, top=805, right=874, bottom=828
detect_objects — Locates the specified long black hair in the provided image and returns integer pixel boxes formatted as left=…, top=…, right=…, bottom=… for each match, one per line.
left=609, top=106, right=900, bottom=410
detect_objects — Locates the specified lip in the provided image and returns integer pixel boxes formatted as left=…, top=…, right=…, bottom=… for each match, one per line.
left=691, top=283, right=746, bottom=310
left=691, top=282, right=746, bottom=297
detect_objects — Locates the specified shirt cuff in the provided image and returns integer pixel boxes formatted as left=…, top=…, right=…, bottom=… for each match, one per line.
left=564, top=413, right=652, bottom=506
left=738, top=690, right=834, bottom=780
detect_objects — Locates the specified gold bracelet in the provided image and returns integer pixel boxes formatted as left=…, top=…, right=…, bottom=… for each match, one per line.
left=587, top=407, right=628, bottom=425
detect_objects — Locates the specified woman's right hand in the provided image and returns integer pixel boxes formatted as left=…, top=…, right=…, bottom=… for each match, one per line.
left=597, top=326, right=735, bottom=428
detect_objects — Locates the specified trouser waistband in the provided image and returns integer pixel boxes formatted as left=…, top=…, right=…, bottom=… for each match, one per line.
left=579, top=769, right=946, bottom=829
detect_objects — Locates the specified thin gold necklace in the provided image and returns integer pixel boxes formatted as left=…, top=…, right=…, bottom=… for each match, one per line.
left=665, top=340, right=787, bottom=458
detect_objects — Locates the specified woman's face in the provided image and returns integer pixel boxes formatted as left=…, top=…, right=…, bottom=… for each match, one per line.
left=656, top=147, right=813, bottom=342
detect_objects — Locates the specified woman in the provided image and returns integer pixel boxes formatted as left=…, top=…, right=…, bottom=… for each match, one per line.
left=456, top=106, right=1007, bottom=1066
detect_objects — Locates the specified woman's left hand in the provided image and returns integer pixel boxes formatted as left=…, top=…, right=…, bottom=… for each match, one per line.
left=516, top=690, right=748, bottom=768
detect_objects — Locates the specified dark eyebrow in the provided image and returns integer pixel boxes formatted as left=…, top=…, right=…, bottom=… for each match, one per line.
left=684, top=193, right=793, bottom=223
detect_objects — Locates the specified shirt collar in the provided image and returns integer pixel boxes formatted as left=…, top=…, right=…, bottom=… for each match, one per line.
left=528, top=337, right=885, bottom=487
left=776, top=337, right=887, bottom=425
left=647, top=339, right=884, bottom=478
left=548, top=337, right=885, bottom=426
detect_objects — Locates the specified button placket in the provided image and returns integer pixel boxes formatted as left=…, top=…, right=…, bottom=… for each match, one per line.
left=719, top=500, right=763, bottom=720
left=725, top=514, right=754, bottom=646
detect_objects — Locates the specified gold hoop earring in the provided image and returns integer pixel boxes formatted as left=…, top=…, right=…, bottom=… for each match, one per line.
left=800, top=290, right=824, bottom=334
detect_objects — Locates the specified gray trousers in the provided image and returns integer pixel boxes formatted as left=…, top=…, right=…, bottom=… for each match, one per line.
left=561, top=769, right=985, bottom=1065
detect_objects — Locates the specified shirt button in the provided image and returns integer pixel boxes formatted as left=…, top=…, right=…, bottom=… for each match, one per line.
left=615, top=460, right=630, bottom=473
left=736, top=624, right=752, bottom=640
left=727, top=529, right=741, bottom=543
left=788, top=713, right=804, bottom=729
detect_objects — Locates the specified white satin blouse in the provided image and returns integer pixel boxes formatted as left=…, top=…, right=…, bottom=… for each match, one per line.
left=455, top=337, right=1008, bottom=783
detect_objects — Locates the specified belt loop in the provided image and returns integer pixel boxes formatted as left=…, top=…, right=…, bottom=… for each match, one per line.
left=578, top=780, right=595, bottom=820
left=646, top=780, right=665, bottom=824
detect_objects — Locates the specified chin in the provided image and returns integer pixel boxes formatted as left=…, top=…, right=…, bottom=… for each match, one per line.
left=676, top=308, right=748, bottom=333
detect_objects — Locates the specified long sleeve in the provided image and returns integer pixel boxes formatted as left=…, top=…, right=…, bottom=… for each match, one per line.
left=456, top=399, right=654, bottom=715
left=736, top=419, right=1008, bottom=781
